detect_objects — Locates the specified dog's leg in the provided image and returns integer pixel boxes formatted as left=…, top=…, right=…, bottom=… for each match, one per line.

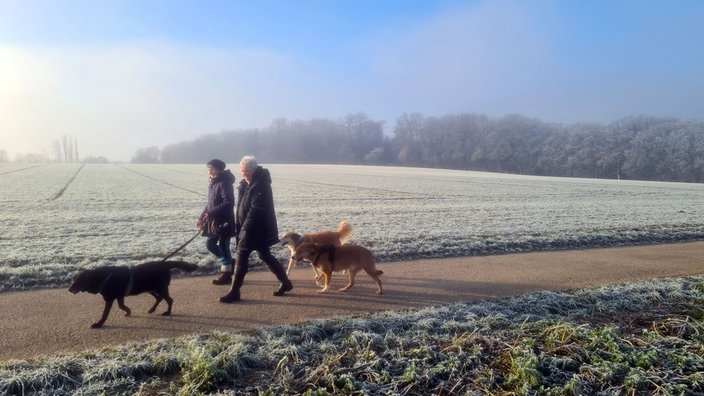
left=157, top=287, right=173, bottom=316
left=117, top=297, right=131, bottom=317
left=364, top=268, right=384, bottom=295
left=339, top=269, right=358, bottom=292
left=92, top=298, right=115, bottom=328
left=147, top=292, right=162, bottom=314
left=318, top=272, right=331, bottom=293
left=311, top=261, right=323, bottom=286
left=314, top=272, right=325, bottom=288
left=162, top=294, right=173, bottom=316
left=286, top=256, right=295, bottom=275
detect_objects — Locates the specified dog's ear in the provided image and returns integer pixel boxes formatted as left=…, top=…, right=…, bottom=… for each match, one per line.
left=71, top=268, right=86, bottom=279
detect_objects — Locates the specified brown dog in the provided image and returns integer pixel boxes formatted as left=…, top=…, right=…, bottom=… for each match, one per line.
left=292, top=242, right=383, bottom=295
left=68, top=260, right=198, bottom=328
left=279, top=220, right=353, bottom=279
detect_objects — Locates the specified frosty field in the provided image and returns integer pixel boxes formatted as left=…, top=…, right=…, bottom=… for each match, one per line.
left=1, top=163, right=703, bottom=292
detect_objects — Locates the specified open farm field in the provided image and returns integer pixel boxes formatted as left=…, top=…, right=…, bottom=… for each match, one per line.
left=1, top=163, right=704, bottom=292
left=2, top=163, right=704, bottom=394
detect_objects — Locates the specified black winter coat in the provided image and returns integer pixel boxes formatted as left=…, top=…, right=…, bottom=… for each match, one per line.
left=200, top=169, right=236, bottom=238
left=235, top=166, right=279, bottom=250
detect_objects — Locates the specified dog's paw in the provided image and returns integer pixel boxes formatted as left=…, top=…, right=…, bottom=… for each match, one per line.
left=91, top=322, right=103, bottom=329
left=147, top=308, right=156, bottom=314
left=161, top=311, right=171, bottom=316
left=376, top=290, right=383, bottom=295
left=124, top=310, right=131, bottom=317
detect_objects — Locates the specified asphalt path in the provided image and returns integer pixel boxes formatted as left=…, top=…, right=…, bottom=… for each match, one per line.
left=1, top=242, right=704, bottom=362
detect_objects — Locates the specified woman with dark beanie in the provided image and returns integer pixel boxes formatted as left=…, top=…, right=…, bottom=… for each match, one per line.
left=196, top=159, right=237, bottom=285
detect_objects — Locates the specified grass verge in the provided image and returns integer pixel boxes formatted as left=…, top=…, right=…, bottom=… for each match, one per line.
left=1, top=275, right=703, bottom=395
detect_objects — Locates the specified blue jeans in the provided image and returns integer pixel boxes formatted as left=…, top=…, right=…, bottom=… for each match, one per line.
left=206, top=236, right=232, bottom=272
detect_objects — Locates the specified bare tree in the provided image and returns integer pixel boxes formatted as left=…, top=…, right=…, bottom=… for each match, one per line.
left=51, top=135, right=80, bottom=163
left=62, top=135, right=71, bottom=163
left=52, top=139, right=63, bottom=163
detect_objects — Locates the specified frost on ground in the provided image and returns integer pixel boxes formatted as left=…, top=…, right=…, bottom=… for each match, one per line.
left=1, top=163, right=704, bottom=292
left=1, top=275, right=702, bottom=395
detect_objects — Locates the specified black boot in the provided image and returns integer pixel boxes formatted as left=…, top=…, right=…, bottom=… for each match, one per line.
left=261, top=251, right=293, bottom=296
left=273, top=279, right=293, bottom=296
left=220, top=268, right=245, bottom=303
left=272, top=264, right=293, bottom=296
left=219, top=288, right=240, bottom=303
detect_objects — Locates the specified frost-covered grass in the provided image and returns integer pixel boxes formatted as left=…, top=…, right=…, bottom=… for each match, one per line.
left=2, top=164, right=704, bottom=394
left=1, top=275, right=703, bottom=395
left=2, top=163, right=704, bottom=292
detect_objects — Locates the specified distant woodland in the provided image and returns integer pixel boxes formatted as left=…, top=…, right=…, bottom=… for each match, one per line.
left=130, top=113, right=704, bottom=183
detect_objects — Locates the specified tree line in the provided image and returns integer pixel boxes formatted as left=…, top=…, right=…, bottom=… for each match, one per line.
left=133, top=112, right=704, bottom=183
left=2, top=135, right=110, bottom=163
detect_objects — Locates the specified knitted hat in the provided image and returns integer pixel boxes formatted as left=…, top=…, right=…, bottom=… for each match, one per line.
left=206, top=159, right=226, bottom=171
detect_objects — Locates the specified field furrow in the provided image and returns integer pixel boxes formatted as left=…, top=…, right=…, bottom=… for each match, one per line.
left=1, top=163, right=703, bottom=292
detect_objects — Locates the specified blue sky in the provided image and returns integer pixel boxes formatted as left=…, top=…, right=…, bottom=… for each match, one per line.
left=1, top=1, right=703, bottom=161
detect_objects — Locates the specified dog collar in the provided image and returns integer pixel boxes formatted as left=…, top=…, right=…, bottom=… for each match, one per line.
left=124, top=266, right=134, bottom=295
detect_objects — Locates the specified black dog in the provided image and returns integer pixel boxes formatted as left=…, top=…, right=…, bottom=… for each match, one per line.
left=68, top=260, right=198, bottom=328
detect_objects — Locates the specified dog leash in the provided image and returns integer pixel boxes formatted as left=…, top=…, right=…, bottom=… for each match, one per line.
left=162, top=230, right=202, bottom=261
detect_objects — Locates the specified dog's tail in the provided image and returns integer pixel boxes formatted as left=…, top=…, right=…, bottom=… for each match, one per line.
left=337, top=221, right=353, bottom=244
left=163, top=260, right=199, bottom=272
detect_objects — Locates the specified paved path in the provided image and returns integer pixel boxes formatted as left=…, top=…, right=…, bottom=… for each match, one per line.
left=2, top=242, right=703, bottom=362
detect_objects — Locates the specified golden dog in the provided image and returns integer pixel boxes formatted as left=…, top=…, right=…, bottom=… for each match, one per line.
left=292, top=242, right=383, bottom=295
left=279, top=220, right=353, bottom=280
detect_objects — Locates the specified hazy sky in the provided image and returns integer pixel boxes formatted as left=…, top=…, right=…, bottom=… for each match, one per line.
left=1, top=1, right=703, bottom=161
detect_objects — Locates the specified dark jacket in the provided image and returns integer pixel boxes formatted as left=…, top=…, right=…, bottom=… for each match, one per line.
left=201, top=169, right=236, bottom=238
left=235, top=166, right=279, bottom=250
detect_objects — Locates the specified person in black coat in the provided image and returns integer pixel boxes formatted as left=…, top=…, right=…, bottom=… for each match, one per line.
left=219, top=155, right=293, bottom=302
left=196, top=159, right=236, bottom=285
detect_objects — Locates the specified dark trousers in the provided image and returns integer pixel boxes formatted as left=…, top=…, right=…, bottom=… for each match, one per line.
left=231, top=246, right=289, bottom=291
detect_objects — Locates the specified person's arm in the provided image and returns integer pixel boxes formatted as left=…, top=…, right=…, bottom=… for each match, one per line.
left=238, top=186, right=266, bottom=248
